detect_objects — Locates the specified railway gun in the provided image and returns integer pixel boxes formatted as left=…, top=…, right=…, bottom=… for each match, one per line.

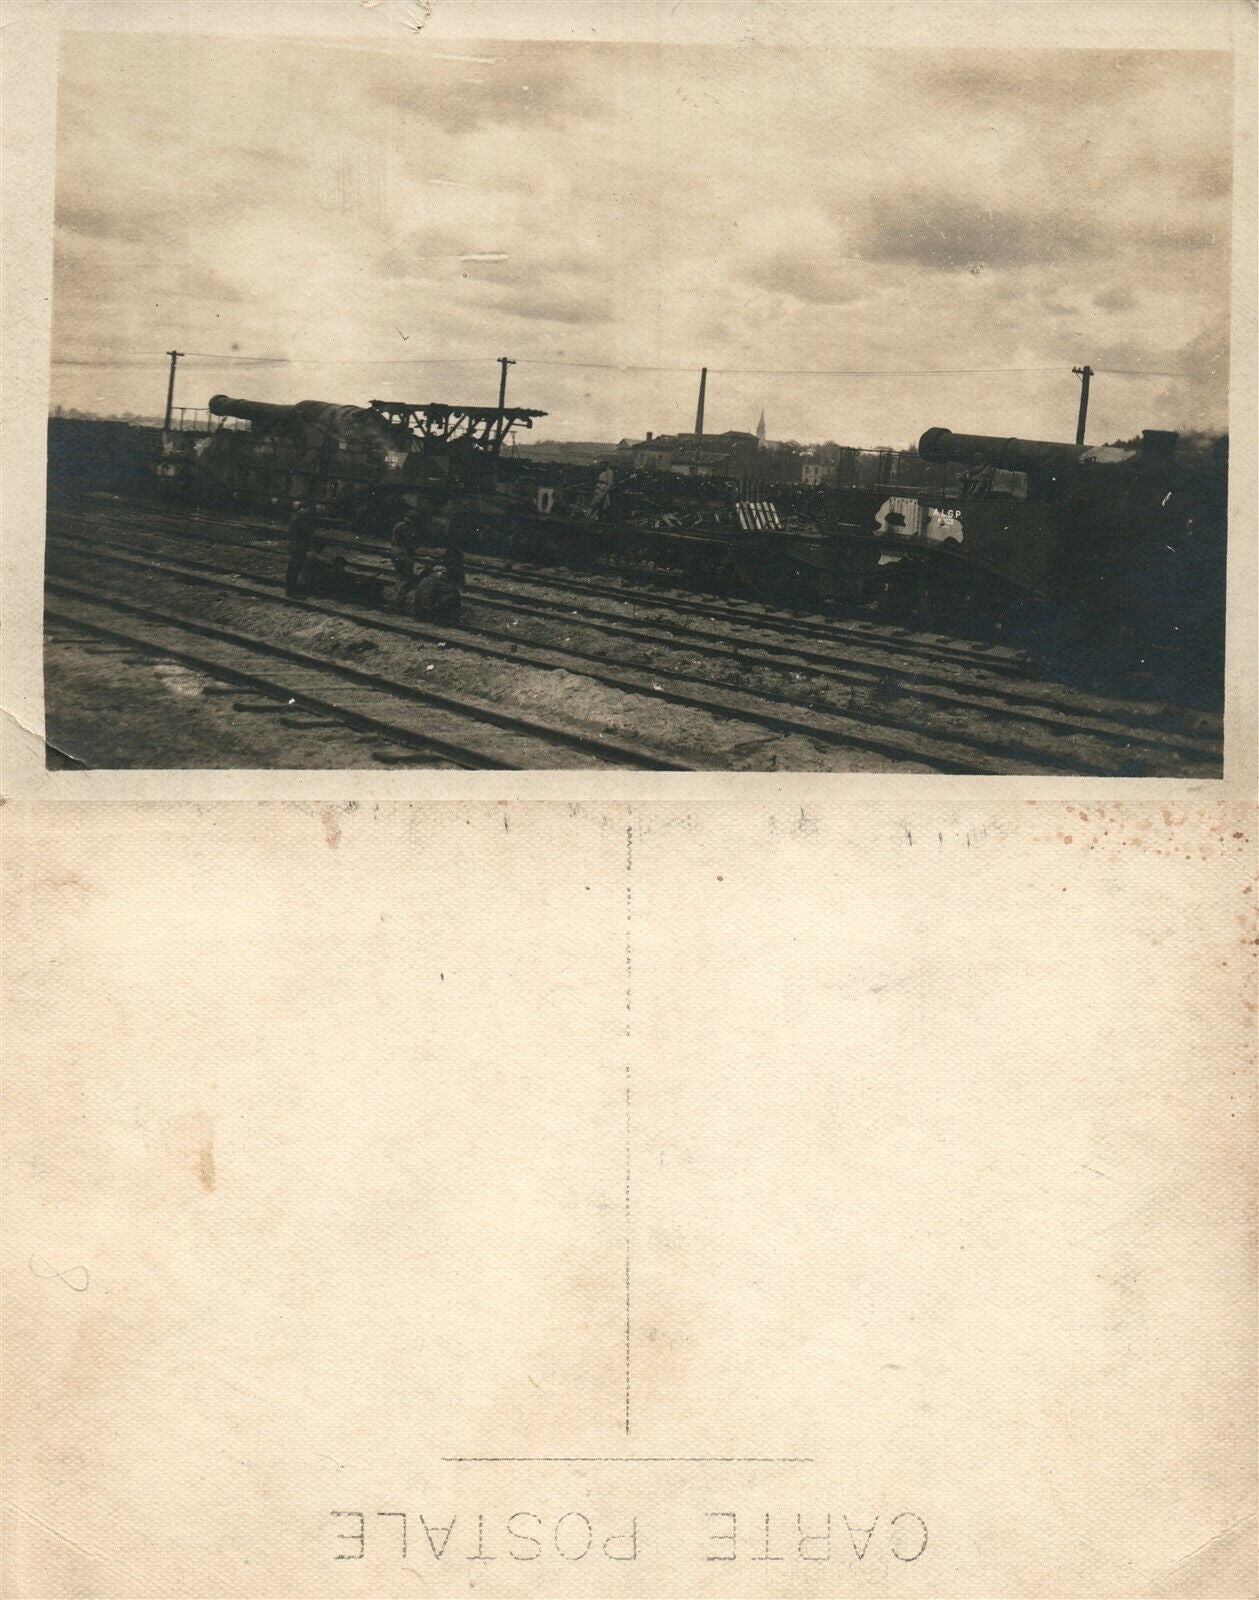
left=150, top=392, right=1227, bottom=700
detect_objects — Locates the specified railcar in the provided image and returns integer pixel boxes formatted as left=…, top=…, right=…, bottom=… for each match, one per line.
left=154, top=394, right=1226, bottom=698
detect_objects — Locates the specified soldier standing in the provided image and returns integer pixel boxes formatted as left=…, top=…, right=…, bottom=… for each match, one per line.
left=442, top=531, right=466, bottom=590
left=285, top=502, right=318, bottom=597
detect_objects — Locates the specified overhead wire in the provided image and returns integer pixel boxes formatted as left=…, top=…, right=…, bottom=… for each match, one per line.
left=51, top=351, right=1191, bottom=379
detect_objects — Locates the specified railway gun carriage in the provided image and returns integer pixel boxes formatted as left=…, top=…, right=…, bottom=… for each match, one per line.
left=159, top=393, right=545, bottom=536
left=153, top=390, right=1226, bottom=700
left=915, top=425, right=1227, bottom=696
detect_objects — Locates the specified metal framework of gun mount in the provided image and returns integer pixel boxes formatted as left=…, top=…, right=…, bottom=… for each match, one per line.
left=369, top=401, right=547, bottom=455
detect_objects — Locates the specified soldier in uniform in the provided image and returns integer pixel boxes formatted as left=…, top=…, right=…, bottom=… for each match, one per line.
left=390, top=499, right=431, bottom=586
left=410, top=557, right=463, bottom=623
left=442, top=530, right=466, bottom=590
left=284, top=502, right=319, bottom=597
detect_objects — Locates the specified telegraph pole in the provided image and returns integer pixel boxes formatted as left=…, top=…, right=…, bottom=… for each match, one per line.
left=494, top=355, right=515, bottom=450
left=163, top=349, right=184, bottom=433
left=493, top=355, right=516, bottom=451
left=1072, top=364, right=1093, bottom=446
left=497, top=355, right=515, bottom=414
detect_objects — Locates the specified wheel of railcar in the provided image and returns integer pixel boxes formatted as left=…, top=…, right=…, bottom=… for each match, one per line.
left=712, top=553, right=738, bottom=596
left=787, top=565, right=821, bottom=612
left=875, top=558, right=919, bottom=621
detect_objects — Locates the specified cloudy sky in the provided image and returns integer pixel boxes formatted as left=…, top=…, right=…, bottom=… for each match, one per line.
left=51, top=34, right=1231, bottom=446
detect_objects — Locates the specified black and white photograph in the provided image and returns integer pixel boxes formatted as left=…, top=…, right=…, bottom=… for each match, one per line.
left=44, top=29, right=1232, bottom=773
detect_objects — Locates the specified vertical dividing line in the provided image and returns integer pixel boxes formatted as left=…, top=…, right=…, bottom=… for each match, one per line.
left=624, top=820, right=633, bottom=1435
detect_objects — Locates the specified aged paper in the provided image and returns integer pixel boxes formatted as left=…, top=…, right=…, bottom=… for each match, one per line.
left=3, top=1, right=1257, bottom=1596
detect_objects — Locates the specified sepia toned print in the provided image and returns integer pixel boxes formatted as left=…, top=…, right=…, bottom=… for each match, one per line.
left=44, top=34, right=1231, bottom=774
left=4, top=4, right=1256, bottom=1598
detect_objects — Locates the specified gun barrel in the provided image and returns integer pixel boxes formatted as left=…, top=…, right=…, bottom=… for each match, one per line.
left=209, top=394, right=386, bottom=431
left=208, top=395, right=302, bottom=428
left=918, top=427, right=1087, bottom=473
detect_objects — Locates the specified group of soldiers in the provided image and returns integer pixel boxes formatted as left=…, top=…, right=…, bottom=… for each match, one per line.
left=387, top=495, right=464, bottom=621
left=284, top=493, right=465, bottom=622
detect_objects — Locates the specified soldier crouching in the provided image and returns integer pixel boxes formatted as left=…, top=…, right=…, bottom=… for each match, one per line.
left=395, top=559, right=462, bottom=623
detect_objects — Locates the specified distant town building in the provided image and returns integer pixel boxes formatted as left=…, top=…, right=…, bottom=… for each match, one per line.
left=623, top=427, right=793, bottom=479
left=611, top=425, right=1029, bottom=498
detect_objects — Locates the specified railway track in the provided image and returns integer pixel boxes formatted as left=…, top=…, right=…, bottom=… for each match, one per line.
left=52, top=499, right=1031, bottom=680
left=49, top=505, right=1224, bottom=754
left=45, top=544, right=964, bottom=772
left=52, top=499, right=1217, bottom=730
left=52, top=499, right=1222, bottom=739
left=44, top=616, right=476, bottom=768
left=44, top=579, right=694, bottom=771
left=46, top=526, right=1222, bottom=776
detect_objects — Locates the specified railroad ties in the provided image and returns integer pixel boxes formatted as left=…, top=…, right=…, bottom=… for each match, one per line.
left=43, top=496, right=1223, bottom=775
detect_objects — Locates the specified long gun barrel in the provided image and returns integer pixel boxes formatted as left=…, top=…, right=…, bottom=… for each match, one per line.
left=918, top=427, right=1093, bottom=473
left=209, top=395, right=388, bottom=435
left=918, top=426, right=1149, bottom=474
left=209, top=395, right=300, bottom=428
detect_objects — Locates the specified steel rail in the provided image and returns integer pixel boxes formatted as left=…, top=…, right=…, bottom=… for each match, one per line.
left=47, top=526, right=1222, bottom=776
left=49, top=504, right=1217, bottom=736
left=44, top=579, right=695, bottom=771
left=47, top=538, right=1119, bottom=775
left=48, top=499, right=1036, bottom=679
left=53, top=501, right=1222, bottom=732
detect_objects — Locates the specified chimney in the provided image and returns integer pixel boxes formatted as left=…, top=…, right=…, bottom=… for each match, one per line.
left=645, top=431, right=653, bottom=442
left=694, top=367, right=707, bottom=436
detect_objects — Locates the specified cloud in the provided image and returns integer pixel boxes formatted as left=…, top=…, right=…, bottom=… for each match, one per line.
left=48, top=36, right=1232, bottom=446
left=860, top=194, right=1100, bottom=273
left=450, top=248, right=613, bottom=330
left=1135, top=221, right=1221, bottom=252
left=913, top=50, right=1228, bottom=117
left=370, top=55, right=599, bottom=135
left=739, top=255, right=863, bottom=306
left=509, top=289, right=612, bottom=325
left=371, top=227, right=511, bottom=278
left=1176, top=152, right=1232, bottom=202
left=55, top=204, right=133, bottom=241
left=172, top=266, right=250, bottom=306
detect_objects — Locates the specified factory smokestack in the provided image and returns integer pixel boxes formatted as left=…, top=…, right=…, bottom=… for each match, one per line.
left=694, top=367, right=707, bottom=436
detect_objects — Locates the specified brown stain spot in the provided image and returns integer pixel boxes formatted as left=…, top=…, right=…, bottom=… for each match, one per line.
left=321, top=807, right=341, bottom=849
left=198, top=1140, right=216, bottom=1193
left=1034, top=803, right=1253, bottom=862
